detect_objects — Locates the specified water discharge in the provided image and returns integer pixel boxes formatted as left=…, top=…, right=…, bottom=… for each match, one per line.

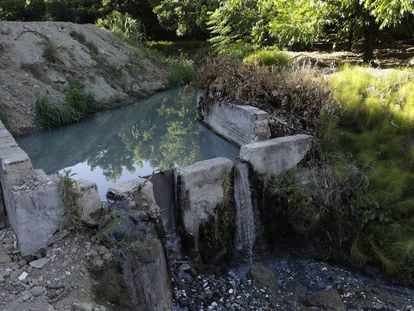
left=234, top=161, right=256, bottom=267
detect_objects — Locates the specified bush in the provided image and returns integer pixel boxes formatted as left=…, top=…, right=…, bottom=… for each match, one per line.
left=36, top=85, right=95, bottom=129
left=166, top=57, right=195, bottom=87
left=43, top=41, right=58, bottom=63
left=243, top=48, right=292, bottom=67
left=97, top=10, right=142, bottom=41
left=59, top=170, right=83, bottom=231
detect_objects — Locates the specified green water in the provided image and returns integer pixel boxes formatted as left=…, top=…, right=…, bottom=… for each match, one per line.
left=18, top=89, right=239, bottom=199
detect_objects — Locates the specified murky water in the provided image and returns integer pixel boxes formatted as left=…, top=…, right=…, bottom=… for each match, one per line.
left=17, top=89, right=239, bottom=199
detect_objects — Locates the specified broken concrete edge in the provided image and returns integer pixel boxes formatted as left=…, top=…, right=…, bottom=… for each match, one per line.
left=75, top=179, right=102, bottom=227
left=239, top=134, right=313, bottom=176
left=97, top=176, right=173, bottom=310
left=174, top=157, right=235, bottom=264
left=197, top=91, right=271, bottom=146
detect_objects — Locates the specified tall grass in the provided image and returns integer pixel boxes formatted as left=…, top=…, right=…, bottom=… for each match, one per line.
left=243, top=48, right=292, bottom=67
left=166, top=57, right=195, bottom=87
left=36, top=85, right=96, bottom=129
left=325, top=66, right=414, bottom=282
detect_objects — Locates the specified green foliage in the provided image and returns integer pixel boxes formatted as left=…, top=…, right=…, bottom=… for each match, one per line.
left=97, top=10, right=142, bottom=41
left=152, top=0, right=220, bottom=36
left=166, top=57, right=195, bottom=87
left=36, top=85, right=95, bottom=129
left=325, top=66, right=414, bottom=283
left=145, top=40, right=209, bottom=57
left=59, top=170, right=84, bottom=231
left=243, top=48, right=292, bottom=67
left=0, top=110, right=8, bottom=127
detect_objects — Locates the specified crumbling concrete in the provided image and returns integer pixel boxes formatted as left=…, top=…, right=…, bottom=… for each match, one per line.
left=76, top=179, right=101, bottom=226
left=175, top=157, right=235, bottom=264
left=90, top=178, right=172, bottom=311
left=240, top=134, right=313, bottom=176
left=0, top=121, right=65, bottom=256
left=197, top=93, right=271, bottom=146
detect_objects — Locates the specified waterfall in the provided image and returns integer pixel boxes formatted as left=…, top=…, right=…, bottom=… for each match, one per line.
left=234, top=161, right=256, bottom=267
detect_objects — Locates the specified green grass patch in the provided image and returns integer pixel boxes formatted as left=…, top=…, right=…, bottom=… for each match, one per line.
left=36, top=85, right=96, bottom=129
left=243, top=48, right=292, bottom=67
left=59, top=170, right=83, bottom=231
left=166, top=57, right=195, bottom=87
left=323, top=65, right=414, bottom=283
left=145, top=40, right=209, bottom=56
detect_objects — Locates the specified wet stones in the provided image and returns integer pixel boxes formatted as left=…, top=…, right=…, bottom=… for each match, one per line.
left=90, top=179, right=172, bottom=311
left=175, top=157, right=235, bottom=264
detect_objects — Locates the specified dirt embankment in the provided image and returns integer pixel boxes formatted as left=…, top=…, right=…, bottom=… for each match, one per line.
left=0, top=22, right=167, bottom=136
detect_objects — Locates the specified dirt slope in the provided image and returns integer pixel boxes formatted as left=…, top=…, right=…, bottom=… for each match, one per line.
left=0, top=22, right=167, bottom=136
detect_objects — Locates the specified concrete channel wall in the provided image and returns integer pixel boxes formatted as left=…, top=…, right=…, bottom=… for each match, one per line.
left=0, top=120, right=65, bottom=256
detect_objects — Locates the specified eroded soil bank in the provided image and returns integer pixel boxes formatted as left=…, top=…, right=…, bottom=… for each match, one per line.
left=0, top=21, right=167, bottom=136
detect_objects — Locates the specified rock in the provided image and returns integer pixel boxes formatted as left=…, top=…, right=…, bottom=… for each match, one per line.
left=239, top=134, right=313, bottom=176
left=90, top=178, right=172, bottom=311
left=29, top=257, right=50, bottom=269
left=304, top=290, right=346, bottom=311
left=18, top=271, right=28, bottom=281
left=0, top=186, right=6, bottom=229
left=197, top=95, right=271, bottom=146
left=175, top=157, right=235, bottom=264
left=20, top=290, right=32, bottom=301
left=0, top=249, right=11, bottom=265
left=72, top=302, right=93, bottom=311
left=251, top=264, right=279, bottom=301
left=76, top=179, right=101, bottom=226
left=30, top=285, right=47, bottom=297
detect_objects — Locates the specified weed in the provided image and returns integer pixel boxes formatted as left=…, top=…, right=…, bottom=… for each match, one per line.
left=166, top=57, right=195, bottom=87
left=70, top=30, right=99, bottom=55
left=59, top=170, right=83, bottom=231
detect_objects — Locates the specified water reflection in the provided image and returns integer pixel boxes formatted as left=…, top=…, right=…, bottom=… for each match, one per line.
left=18, top=89, right=239, bottom=198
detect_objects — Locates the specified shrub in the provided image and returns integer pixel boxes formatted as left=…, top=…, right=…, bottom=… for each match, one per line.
left=166, top=57, right=195, bottom=87
left=97, top=11, right=142, bottom=41
left=243, top=48, right=292, bottom=67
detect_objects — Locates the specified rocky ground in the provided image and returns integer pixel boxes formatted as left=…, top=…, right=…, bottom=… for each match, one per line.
left=0, top=21, right=167, bottom=136
left=1, top=226, right=413, bottom=311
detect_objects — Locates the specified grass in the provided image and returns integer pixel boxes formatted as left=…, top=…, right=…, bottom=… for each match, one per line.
left=59, top=170, right=83, bottom=231
left=166, top=57, right=195, bottom=87
left=145, top=40, right=209, bottom=56
left=323, top=66, right=414, bottom=282
left=36, top=85, right=96, bottom=129
left=243, top=48, right=292, bottom=67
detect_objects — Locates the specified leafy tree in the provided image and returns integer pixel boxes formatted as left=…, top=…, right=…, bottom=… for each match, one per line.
left=152, top=0, right=220, bottom=37
left=0, top=0, right=45, bottom=21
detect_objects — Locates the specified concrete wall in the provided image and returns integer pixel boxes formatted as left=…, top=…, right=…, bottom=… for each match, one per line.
left=240, top=134, right=313, bottom=176
left=0, top=121, right=65, bottom=256
left=197, top=92, right=271, bottom=146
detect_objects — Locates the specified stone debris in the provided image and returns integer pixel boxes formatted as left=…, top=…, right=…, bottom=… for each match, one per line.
left=18, top=271, right=28, bottom=281
left=30, top=257, right=50, bottom=269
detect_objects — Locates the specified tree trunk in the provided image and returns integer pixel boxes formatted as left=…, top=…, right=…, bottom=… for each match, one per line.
left=363, top=16, right=379, bottom=63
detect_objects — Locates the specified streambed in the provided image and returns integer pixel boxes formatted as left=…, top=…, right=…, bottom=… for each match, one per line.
left=17, top=88, right=239, bottom=199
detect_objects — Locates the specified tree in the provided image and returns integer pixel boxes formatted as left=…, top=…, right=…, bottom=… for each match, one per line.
left=152, top=0, right=220, bottom=37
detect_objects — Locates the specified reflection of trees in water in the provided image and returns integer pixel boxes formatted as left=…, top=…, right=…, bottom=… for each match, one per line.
left=87, top=89, right=199, bottom=180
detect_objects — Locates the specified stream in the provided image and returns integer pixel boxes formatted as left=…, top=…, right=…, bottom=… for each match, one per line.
left=17, top=88, right=239, bottom=199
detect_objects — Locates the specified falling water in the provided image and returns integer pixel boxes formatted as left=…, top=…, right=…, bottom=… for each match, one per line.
left=234, top=161, right=256, bottom=267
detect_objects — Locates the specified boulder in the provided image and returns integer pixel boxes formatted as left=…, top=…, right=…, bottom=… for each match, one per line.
left=89, top=178, right=172, bottom=311
left=175, top=157, right=235, bottom=264
left=239, top=134, right=313, bottom=176
left=76, top=179, right=101, bottom=226
left=197, top=94, right=271, bottom=146
left=251, top=264, right=279, bottom=301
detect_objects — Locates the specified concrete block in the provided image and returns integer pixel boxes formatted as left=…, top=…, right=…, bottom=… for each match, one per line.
left=2, top=171, right=65, bottom=256
left=175, top=157, right=234, bottom=260
left=76, top=179, right=101, bottom=226
left=240, top=134, right=313, bottom=175
left=198, top=99, right=270, bottom=146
